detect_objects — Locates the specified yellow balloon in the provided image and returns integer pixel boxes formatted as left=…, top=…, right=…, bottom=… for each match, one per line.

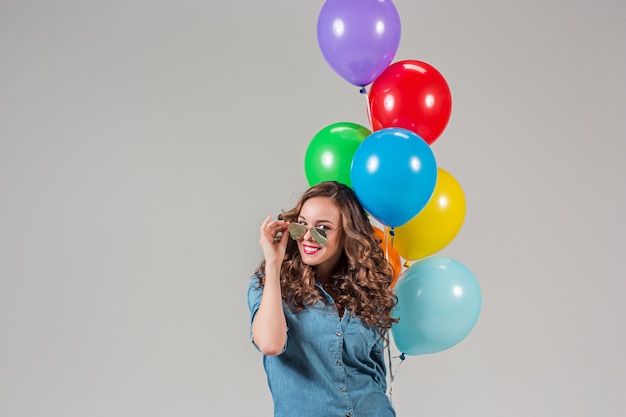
left=392, top=168, right=466, bottom=260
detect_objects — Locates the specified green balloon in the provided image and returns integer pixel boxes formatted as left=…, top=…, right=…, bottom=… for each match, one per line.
left=304, top=122, right=371, bottom=187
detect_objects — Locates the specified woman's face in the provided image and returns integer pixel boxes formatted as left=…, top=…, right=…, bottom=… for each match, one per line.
left=294, top=196, right=344, bottom=277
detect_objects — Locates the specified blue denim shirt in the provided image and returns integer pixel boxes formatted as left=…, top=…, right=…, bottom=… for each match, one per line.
left=248, top=276, right=396, bottom=417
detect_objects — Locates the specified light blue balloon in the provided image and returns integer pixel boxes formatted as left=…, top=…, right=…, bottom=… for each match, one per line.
left=351, top=128, right=437, bottom=227
left=391, top=257, right=482, bottom=355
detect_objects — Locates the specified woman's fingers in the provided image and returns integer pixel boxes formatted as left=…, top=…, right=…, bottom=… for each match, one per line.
left=260, top=217, right=289, bottom=244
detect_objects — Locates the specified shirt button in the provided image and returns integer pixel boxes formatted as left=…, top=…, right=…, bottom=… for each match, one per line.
left=346, top=413, right=352, bottom=417
left=335, top=331, right=342, bottom=337
left=336, top=360, right=341, bottom=366
left=340, top=386, right=346, bottom=392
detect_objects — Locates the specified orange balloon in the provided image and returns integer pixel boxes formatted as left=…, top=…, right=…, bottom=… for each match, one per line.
left=373, top=226, right=402, bottom=289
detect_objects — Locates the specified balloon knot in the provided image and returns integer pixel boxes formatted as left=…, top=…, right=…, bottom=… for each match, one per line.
left=359, top=87, right=367, bottom=94
left=399, top=353, right=406, bottom=361
left=389, top=228, right=395, bottom=236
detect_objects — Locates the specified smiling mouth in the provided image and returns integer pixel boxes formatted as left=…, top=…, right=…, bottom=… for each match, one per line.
left=302, top=245, right=321, bottom=255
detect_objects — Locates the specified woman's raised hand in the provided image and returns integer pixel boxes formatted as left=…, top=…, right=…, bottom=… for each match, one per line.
left=259, top=216, right=290, bottom=264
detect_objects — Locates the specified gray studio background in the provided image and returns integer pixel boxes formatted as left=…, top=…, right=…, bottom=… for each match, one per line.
left=1, top=1, right=624, bottom=416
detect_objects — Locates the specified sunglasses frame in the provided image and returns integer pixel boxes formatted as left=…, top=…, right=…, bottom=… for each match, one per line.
left=288, top=223, right=331, bottom=245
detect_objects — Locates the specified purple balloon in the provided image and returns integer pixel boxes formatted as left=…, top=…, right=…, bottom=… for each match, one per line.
left=317, top=0, right=401, bottom=87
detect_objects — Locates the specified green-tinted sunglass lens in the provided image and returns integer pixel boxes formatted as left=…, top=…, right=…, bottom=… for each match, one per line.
left=310, top=227, right=328, bottom=245
left=288, top=223, right=328, bottom=245
left=288, top=223, right=306, bottom=239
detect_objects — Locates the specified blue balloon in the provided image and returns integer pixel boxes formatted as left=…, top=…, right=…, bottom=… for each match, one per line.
left=391, top=257, right=482, bottom=355
left=351, top=128, right=437, bottom=227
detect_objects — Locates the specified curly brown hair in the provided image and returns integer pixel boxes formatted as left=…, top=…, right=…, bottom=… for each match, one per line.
left=255, top=181, right=398, bottom=335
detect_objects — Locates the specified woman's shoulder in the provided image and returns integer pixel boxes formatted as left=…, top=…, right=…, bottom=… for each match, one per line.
left=247, top=274, right=264, bottom=312
left=248, top=274, right=262, bottom=288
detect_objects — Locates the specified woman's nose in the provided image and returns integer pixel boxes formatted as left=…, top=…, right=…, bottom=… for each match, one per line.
left=303, top=227, right=314, bottom=241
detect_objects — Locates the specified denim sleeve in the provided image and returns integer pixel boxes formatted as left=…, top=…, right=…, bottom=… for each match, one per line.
left=247, top=276, right=263, bottom=350
left=247, top=275, right=288, bottom=354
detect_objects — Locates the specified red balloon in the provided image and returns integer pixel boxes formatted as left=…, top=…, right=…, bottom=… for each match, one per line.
left=368, top=60, right=452, bottom=145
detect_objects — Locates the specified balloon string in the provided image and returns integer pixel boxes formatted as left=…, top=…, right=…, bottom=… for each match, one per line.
left=360, top=86, right=374, bottom=130
left=385, top=227, right=401, bottom=407
left=386, top=340, right=406, bottom=407
left=383, top=226, right=395, bottom=255
left=383, top=225, right=389, bottom=262
left=383, top=226, right=397, bottom=280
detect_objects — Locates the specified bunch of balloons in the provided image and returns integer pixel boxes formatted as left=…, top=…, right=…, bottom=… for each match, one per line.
left=305, top=0, right=482, bottom=356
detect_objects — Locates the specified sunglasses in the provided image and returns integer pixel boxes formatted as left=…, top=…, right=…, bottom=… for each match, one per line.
left=288, top=223, right=339, bottom=246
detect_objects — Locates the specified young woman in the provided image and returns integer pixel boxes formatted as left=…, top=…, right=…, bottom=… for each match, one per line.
left=248, top=181, right=398, bottom=417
